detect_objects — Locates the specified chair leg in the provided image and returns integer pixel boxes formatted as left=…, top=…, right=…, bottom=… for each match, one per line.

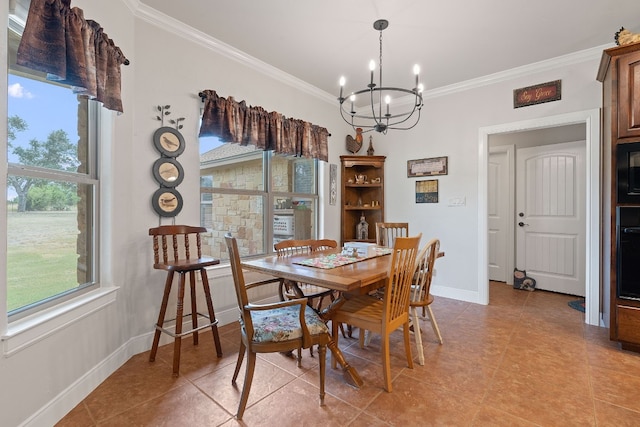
left=426, top=305, right=443, bottom=344
left=200, top=268, right=223, bottom=357
left=236, top=351, right=257, bottom=420
left=381, top=333, right=392, bottom=392
left=189, top=271, right=199, bottom=345
left=318, top=342, right=326, bottom=406
left=402, top=321, right=413, bottom=370
left=232, top=341, right=246, bottom=384
left=172, top=272, right=187, bottom=376
left=150, top=271, right=174, bottom=363
left=412, top=307, right=425, bottom=366
left=363, top=330, right=373, bottom=346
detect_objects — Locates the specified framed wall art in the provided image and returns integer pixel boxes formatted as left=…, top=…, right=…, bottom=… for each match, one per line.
left=329, top=163, right=337, bottom=205
left=415, top=179, right=438, bottom=203
left=407, top=156, right=448, bottom=177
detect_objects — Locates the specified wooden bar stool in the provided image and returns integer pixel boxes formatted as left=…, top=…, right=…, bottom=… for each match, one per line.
left=148, top=225, right=223, bottom=376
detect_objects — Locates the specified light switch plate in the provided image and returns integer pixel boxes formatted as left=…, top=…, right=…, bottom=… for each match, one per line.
left=448, top=196, right=466, bottom=207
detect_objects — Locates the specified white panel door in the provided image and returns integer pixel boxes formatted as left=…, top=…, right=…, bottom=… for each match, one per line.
left=488, top=148, right=511, bottom=282
left=516, top=141, right=585, bottom=296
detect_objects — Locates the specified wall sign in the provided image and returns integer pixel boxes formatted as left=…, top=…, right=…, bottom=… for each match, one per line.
left=513, top=80, right=561, bottom=108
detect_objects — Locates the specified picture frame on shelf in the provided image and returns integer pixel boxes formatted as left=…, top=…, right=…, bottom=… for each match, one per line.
left=407, top=156, right=448, bottom=177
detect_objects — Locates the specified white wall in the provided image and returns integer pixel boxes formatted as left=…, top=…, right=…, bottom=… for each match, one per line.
left=366, top=59, right=602, bottom=301
left=0, top=1, right=608, bottom=425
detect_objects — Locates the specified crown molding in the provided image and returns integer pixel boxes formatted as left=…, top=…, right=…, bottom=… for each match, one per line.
left=128, top=1, right=611, bottom=105
left=422, top=44, right=612, bottom=100
left=132, top=2, right=335, bottom=105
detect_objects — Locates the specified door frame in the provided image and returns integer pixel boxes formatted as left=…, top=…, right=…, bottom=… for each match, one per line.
left=478, top=109, right=602, bottom=326
left=488, top=145, right=515, bottom=285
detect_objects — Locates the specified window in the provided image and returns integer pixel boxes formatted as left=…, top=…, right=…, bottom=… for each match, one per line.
left=6, top=7, right=99, bottom=317
left=200, top=137, right=318, bottom=261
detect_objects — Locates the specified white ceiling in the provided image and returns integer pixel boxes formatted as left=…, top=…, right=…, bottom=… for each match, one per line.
left=139, top=0, right=640, bottom=99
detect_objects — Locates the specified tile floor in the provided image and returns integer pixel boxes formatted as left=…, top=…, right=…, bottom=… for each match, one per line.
left=57, top=282, right=640, bottom=426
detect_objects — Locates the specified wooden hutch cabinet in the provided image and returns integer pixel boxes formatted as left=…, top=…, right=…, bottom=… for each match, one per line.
left=597, top=41, right=640, bottom=352
left=340, top=155, right=386, bottom=246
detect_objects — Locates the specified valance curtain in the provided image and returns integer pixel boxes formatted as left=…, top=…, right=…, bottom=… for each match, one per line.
left=16, top=0, right=129, bottom=113
left=199, top=90, right=329, bottom=162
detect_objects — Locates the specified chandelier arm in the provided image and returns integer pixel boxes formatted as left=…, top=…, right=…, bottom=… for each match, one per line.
left=337, top=19, right=423, bottom=133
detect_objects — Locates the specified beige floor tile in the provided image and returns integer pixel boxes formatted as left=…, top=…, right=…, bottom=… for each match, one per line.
left=54, top=282, right=640, bottom=426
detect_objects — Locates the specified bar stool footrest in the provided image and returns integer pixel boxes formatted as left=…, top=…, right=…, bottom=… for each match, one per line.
left=154, top=312, right=219, bottom=338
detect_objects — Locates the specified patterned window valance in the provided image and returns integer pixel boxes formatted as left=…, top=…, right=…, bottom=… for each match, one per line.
left=16, top=0, right=129, bottom=113
left=198, top=90, right=329, bottom=162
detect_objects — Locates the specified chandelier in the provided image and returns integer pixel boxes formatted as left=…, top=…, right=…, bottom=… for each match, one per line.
left=338, top=19, right=424, bottom=134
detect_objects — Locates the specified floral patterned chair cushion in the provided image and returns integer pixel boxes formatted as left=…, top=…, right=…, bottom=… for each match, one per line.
left=249, top=305, right=329, bottom=343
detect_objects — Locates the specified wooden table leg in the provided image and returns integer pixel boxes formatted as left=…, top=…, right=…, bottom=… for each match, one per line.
left=320, top=296, right=363, bottom=388
left=326, top=338, right=363, bottom=388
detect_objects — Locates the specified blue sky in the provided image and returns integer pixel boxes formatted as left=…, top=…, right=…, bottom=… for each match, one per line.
left=7, top=74, right=79, bottom=160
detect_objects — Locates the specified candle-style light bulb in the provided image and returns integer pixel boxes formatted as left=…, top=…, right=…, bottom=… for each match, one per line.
left=369, top=60, right=375, bottom=85
left=418, top=83, right=424, bottom=93
left=339, top=76, right=345, bottom=99
left=413, top=64, right=420, bottom=88
left=385, top=95, right=391, bottom=115
left=350, top=94, right=356, bottom=113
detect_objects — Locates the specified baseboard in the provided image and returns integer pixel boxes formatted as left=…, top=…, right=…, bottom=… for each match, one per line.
left=21, top=298, right=276, bottom=427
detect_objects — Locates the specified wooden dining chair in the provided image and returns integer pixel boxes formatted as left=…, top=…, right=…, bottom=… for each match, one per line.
left=148, top=225, right=223, bottom=376
left=225, top=233, right=330, bottom=420
left=410, top=238, right=444, bottom=366
left=330, top=234, right=421, bottom=392
left=375, top=222, right=409, bottom=248
left=361, top=222, right=409, bottom=346
left=274, top=239, right=336, bottom=312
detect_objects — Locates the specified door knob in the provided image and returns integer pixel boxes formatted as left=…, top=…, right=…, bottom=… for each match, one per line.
left=518, top=222, right=529, bottom=227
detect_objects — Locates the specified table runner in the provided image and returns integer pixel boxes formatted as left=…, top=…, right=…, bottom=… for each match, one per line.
left=294, top=247, right=393, bottom=269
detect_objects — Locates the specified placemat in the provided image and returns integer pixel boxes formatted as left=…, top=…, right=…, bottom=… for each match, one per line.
left=294, top=247, right=392, bottom=269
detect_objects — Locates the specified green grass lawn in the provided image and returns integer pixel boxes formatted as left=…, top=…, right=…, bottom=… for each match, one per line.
left=7, top=210, right=80, bottom=312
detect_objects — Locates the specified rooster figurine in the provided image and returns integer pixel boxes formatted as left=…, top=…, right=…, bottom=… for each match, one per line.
left=615, top=27, right=640, bottom=46
left=345, top=127, right=363, bottom=153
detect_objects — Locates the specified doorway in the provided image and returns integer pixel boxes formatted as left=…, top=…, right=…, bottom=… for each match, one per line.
left=478, top=110, right=602, bottom=326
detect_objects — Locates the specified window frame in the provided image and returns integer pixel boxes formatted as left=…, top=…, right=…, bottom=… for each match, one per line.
left=200, top=147, right=319, bottom=260
left=3, top=4, right=106, bottom=332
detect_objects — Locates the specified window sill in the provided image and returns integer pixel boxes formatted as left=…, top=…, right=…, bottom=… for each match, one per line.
left=1, top=286, right=119, bottom=357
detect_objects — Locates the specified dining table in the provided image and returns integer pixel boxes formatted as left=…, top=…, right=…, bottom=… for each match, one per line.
left=241, top=246, right=395, bottom=388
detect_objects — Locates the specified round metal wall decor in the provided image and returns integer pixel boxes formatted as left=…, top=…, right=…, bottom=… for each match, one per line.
left=153, top=126, right=185, bottom=157
left=151, top=188, right=183, bottom=217
left=152, top=157, right=184, bottom=188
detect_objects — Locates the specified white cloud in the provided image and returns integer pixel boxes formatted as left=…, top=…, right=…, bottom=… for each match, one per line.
left=8, top=83, right=34, bottom=99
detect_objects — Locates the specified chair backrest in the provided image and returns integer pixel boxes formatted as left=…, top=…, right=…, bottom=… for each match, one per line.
left=274, top=239, right=314, bottom=256
left=375, top=222, right=409, bottom=248
left=383, top=234, right=421, bottom=325
left=149, top=225, right=207, bottom=266
left=410, top=238, right=440, bottom=304
left=310, top=239, right=338, bottom=252
left=225, top=233, right=255, bottom=334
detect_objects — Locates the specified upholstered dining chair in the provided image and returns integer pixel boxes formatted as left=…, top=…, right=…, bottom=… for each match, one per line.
left=148, top=225, right=223, bottom=376
left=329, top=234, right=421, bottom=392
left=274, top=238, right=340, bottom=358
left=225, top=233, right=330, bottom=420
left=410, top=238, right=444, bottom=366
left=375, top=222, right=409, bottom=248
